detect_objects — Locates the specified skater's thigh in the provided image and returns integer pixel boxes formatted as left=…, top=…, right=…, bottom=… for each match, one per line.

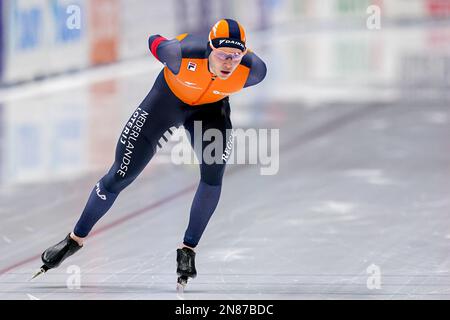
left=184, top=99, right=233, bottom=186
left=103, top=107, right=155, bottom=192
left=103, top=82, right=186, bottom=192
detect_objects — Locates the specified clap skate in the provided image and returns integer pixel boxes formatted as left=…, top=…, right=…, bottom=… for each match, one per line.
left=31, top=234, right=82, bottom=280
left=176, top=247, right=197, bottom=292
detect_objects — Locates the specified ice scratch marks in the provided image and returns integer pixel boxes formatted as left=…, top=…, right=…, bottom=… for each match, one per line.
left=345, top=169, right=394, bottom=186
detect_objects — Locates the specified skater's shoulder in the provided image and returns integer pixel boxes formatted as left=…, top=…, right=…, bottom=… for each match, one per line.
left=241, top=49, right=265, bottom=68
left=176, top=33, right=208, bottom=59
left=241, top=50, right=267, bottom=87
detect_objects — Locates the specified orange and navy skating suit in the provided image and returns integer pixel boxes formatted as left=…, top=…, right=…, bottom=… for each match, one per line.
left=74, top=33, right=266, bottom=249
left=148, top=33, right=267, bottom=105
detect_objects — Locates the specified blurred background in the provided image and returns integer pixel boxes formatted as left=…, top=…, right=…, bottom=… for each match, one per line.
left=0, top=0, right=449, bottom=185
left=0, top=0, right=450, bottom=299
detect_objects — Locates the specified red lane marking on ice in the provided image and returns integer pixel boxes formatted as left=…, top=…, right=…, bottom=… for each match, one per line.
left=90, top=184, right=196, bottom=236
left=0, top=254, right=42, bottom=276
left=0, top=184, right=196, bottom=276
left=0, top=104, right=383, bottom=277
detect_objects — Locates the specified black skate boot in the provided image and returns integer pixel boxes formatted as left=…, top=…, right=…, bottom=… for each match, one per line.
left=31, top=233, right=82, bottom=280
left=176, top=247, right=196, bottom=291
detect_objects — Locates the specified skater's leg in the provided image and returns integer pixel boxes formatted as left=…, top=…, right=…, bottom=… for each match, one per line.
left=182, top=98, right=233, bottom=249
left=73, top=129, right=155, bottom=238
left=70, top=232, right=84, bottom=246
left=34, top=72, right=188, bottom=278
left=74, top=72, right=187, bottom=238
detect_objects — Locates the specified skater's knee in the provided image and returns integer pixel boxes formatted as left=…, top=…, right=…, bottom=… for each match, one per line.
left=101, top=173, right=135, bottom=194
left=200, top=165, right=225, bottom=186
left=200, top=175, right=223, bottom=186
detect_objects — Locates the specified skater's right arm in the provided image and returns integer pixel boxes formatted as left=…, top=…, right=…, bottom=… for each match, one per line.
left=148, top=34, right=182, bottom=75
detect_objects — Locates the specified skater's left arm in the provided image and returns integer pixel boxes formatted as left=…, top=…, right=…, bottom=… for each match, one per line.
left=243, top=51, right=267, bottom=88
left=148, top=35, right=182, bottom=75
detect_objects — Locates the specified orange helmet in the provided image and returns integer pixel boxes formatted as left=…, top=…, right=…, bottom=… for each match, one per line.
left=208, top=19, right=246, bottom=52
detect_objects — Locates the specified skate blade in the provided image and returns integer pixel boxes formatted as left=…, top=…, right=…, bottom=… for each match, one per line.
left=30, top=265, right=48, bottom=281
left=176, top=282, right=185, bottom=293
left=176, top=276, right=188, bottom=293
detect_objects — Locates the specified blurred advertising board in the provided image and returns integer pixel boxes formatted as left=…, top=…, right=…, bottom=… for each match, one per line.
left=2, top=0, right=89, bottom=84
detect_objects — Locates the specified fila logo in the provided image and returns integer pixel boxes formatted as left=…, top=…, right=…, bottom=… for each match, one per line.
left=187, top=62, right=197, bottom=71
left=96, top=182, right=106, bottom=200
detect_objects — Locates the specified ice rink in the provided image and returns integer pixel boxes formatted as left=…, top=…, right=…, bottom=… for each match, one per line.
left=1, top=21, right=450, bottom=300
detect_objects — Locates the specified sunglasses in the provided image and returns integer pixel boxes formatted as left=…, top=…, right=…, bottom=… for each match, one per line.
left=209, top=43, right=247, bottom=62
